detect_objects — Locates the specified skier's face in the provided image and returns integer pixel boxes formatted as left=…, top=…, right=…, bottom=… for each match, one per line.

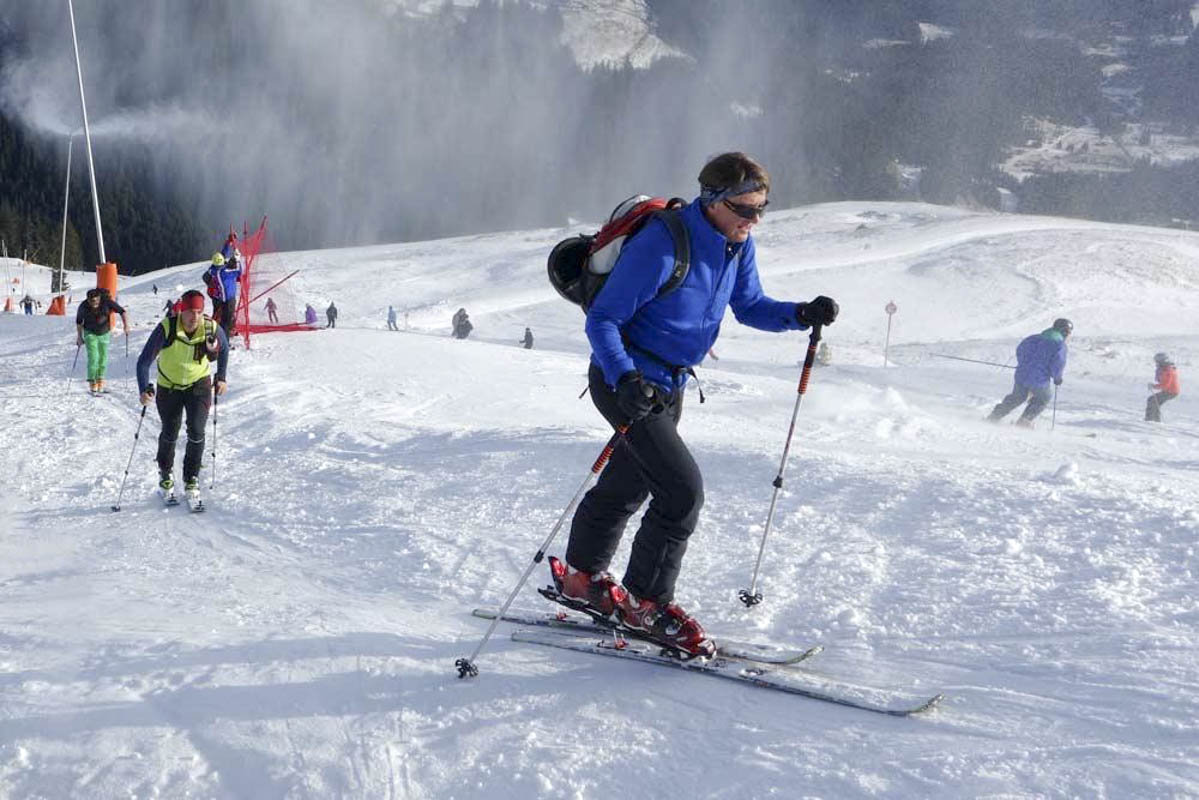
left=179, top=308, right=203, bottom=333
left=706, top=189, right=767, bottom=243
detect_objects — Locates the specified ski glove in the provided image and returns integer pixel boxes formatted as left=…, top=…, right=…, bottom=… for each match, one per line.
left=797, top=295, right=839, bottom=327
left=615, top=370, right=655, bottom=423
left=1054, top=377, right=1063, bottom=386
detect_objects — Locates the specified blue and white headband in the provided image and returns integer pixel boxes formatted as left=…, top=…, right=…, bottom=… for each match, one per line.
left=699, top=179, right=766, bottom=207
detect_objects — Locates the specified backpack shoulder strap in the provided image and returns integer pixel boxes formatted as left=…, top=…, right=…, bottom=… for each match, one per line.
left=653, top=209, right=690, bottom=298
left=166, top=314, right=178, bottom=344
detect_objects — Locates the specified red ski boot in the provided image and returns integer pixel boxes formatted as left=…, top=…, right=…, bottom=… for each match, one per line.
left=616, top=593, right=716, bottom=658
left=548, top=556, right=623, bottom=621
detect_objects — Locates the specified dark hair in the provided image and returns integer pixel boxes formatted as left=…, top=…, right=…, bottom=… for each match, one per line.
left=698, top=152, right=771, bottom=196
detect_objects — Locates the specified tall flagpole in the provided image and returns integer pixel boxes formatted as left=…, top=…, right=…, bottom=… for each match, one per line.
left=67, top=0, right=106, bottom=265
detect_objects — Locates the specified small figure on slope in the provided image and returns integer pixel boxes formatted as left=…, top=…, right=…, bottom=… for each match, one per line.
left=1145, top=352, right=1180, bottom=422
left=452, top=308, right=472, bottom=339
left=75, top=287, right=129, bottom=394
left=988, top=318, right=1072, bottom=429
left=204, top=252, right=242, bottom=339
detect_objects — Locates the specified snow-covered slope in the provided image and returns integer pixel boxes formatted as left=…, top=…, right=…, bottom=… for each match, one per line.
left=1, top=202, right=1196, bottom=797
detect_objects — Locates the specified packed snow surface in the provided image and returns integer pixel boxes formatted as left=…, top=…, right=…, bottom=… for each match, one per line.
left=1, top=201, right=1196, bottom=798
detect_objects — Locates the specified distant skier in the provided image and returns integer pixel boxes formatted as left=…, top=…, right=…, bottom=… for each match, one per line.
left=265, top=296, right=279, bottom=324
left=520, top=327, right=533, bottom=349
left=204, top=252, right=242, bottom=339
left=326, top=302, right=338, bottom=329
left=988, top=318, right=1072, bottom=428
left=387, top=305, right=398, bottom=331
left=547, top=151, right=839, bottom=657
left=136, top=289, right=228, bottom=505
left=816, top=341, right=832, bottom=366
left=162, top=298, right=175, bottom=315
left=452, top=308, right=472, bottom=339
left=1145, top=352, right=1180, bottom=422
left=305, top=304, right=318, bottom=326
left=152, top=283, right=158, bottom=296
left=20, top=294, right=37, bottom=315
left=75, top=287, right=129, bottom=394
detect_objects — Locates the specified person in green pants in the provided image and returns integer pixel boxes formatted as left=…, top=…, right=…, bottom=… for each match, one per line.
left=75, top=288, right=130, bottom=394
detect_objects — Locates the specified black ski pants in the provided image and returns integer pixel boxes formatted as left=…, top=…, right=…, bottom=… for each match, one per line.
left=1145, top=391, right=1177, bottom=422
left=156, top=377, right=212, bottom=481
left=213, top=296, right=237, bottom=338
left=565, top=363, right=704, bottom=605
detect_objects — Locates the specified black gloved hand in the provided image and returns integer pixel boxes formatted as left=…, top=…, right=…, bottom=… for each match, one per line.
left=797, top=295, right=839, bottom=327
left=1054, top=377, right=1063, bottom=386
left=615, top=370, right=655, bottom=423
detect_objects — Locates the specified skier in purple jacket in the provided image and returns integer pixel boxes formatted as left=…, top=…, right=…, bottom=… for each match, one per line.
left=988, top=318, right=1072, bottom=428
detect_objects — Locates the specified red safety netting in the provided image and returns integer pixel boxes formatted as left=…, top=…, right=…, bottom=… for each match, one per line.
left=234, top=217, right=314, bottom=349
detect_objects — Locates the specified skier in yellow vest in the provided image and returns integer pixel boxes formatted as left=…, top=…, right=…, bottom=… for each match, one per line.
left=135, top=290, right=229, bottom=504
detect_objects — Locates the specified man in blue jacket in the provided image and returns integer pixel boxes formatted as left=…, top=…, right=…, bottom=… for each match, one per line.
left=988, top=318, right=1072, bottom=428
left=205, top=253, right=243, bottom=339
left=548, top=152, right=838, bottom=657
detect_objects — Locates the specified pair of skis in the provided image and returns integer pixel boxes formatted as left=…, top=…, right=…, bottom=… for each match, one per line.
left=476, top=603, right=944, bottom=717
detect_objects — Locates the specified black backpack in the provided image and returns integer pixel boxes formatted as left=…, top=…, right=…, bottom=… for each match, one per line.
left=548, top=195, right=690, bottom=313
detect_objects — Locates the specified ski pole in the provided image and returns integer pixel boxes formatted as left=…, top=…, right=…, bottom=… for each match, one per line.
left=456, top=424, right=629, bottom=678
left=930, top=353, right=1015, bottom=369
left=740, top=325, right=823, bottom=608
left=67, top=343, right=81, bottom=391
left=1051, top=383, right=1059, bottom=431
left=111, top=404, right=149, bottom=512
left=210, top=387, right=219, bottom=490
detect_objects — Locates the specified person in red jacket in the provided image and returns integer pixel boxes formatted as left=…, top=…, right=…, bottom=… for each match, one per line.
left=1145, top=352, right=1181, bottom=422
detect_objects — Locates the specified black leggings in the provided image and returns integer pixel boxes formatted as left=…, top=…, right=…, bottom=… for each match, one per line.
left=156, top=377, right=212, bottom=481
left=565, top=363, right=704, bottom=604
left=1146, top=391, right=1177, bottom=422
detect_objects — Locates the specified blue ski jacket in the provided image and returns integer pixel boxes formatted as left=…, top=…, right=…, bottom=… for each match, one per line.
left=1014, top=328, right=1068, bottom=387
left=585, top=198, right=802, bottom=393
left=206, top=263, right=242, bottom=302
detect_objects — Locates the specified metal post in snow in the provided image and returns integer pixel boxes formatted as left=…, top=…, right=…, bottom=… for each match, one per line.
left=883, top=300, right=897, bottom=367
left=68, top=0, right=106, bottom=264
left=57, top=134, right=73, bottom=294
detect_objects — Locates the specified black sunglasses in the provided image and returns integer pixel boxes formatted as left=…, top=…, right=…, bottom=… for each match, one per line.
left=724, top=198, right=769, bottom=220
